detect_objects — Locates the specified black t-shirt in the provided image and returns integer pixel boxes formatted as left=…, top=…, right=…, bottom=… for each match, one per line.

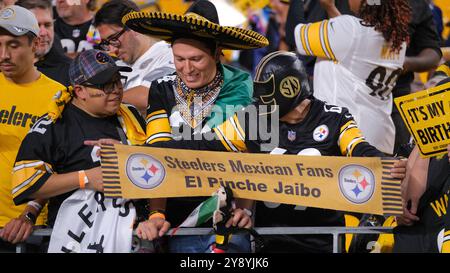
left=54, top=17, right=94, bottom=55
left=13, top=103, right=144, bottom=227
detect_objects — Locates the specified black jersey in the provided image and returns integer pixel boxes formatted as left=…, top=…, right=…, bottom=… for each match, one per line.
left=54, top=17, right=95, bottom=55
left=393, top=154, right=450, bottom=253
left=11, top=103, right=144, bottom=227
left=150, top=98, right=384, bottom=251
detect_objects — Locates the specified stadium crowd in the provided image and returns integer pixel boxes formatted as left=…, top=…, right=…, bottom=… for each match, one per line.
left=0, top=0, right=449, bottom=253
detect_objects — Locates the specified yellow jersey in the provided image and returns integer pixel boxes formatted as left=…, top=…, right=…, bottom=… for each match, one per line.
left=0, top=72, right=64, bottom=227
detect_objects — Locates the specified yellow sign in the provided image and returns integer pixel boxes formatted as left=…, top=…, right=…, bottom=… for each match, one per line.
left=394, top=82, right=450, bottom=158
left=101, top=144, right=403, bottom=216
left=230, top=0, right=269, bottom=13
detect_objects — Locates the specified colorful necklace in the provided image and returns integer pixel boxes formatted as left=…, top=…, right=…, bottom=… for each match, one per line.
left=174, top=69, right=223, bottom=129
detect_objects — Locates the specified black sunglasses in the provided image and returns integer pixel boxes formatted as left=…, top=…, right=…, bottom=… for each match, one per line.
left=82, top=75, right=128, bottom=94
left=98, top=28, right=128, bottom=51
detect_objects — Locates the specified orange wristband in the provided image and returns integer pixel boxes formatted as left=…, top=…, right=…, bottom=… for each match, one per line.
left=149, top=212, right=165, bottom=220
left=78, top=170, right=89, bottom=189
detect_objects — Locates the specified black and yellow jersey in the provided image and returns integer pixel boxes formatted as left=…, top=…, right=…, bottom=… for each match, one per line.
left=151, top=98, right=384, bottom=246
left=11, top=103, right=145, bottom=227
left=394, top=153, right=450, bottom=253
left=434, top=61, right=450, bottom=78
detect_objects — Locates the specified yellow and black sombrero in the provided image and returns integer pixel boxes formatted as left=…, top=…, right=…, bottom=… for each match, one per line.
left=122, top=0, right=269, bottom=50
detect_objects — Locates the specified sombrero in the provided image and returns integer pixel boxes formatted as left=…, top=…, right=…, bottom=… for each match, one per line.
left=122, top=0, right=269, bottom=50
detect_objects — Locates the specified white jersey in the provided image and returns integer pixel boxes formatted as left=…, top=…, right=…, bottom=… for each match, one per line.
left=118, top=41, right=175, bottom=89
left=294, top=15, right=406, bottom=154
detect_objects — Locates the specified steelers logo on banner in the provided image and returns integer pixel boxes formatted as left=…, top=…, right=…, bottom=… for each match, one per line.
left=126, top=154, right=165, bottom=189
left=338, top=165, right=375, bottom=204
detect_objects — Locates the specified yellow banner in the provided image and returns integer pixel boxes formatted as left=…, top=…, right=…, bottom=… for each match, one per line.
left=230, top=0, right=269, bottom=13
left=101, top=144, right=403, bottom=216
left=394, top=82, right=450, bottom=158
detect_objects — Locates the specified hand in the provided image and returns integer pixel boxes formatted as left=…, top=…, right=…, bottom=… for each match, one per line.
left=85, top=167, right=103, bottom=192
left=399, top=156, right=429, bottom=225
left=136, top=218, right=170, bottom=241
left=0, top=216, right=34, bottom=244
left=390, top=159, right=407, bottom=180
left=225, top=208, right=252, bottom=229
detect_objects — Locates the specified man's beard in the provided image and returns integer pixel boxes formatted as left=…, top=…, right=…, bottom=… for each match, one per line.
left=36, top=40, right=54, bottom=59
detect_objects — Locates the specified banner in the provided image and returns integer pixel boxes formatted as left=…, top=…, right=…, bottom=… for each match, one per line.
left=101, top=144, right=403, bottom=216
left=48, top=189, right=136, bottom=253
left=230, top=0, right=269, bottom=13
left=394, top=82, right=450, bottom=158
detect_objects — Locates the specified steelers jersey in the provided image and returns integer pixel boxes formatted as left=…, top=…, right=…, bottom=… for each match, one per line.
left=11, top=103, right=145, bottom=227
left=150, top=98, right=384, bottom=246
left=0, top=72, right=64, bottom=227
left=294, top=15, right=407, bottom=154
left=434, top=61, right=450, bottom=78
left=393, top=154, right=450, bottom=253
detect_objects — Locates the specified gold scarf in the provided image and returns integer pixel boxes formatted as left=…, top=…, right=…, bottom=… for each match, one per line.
left=47, top=87, right=148, bottom=145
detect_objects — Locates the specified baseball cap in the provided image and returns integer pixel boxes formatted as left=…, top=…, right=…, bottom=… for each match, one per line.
left=69, top=49, right=132, bottom=86
left=0, top=5, right=39, bottom=36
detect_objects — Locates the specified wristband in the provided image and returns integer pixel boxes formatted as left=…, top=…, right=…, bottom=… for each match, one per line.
left=149, top=209, right=166, bottom=220
left=78, top=170, right=89, bottom=189
left=27, top=201, right=43, bottom=211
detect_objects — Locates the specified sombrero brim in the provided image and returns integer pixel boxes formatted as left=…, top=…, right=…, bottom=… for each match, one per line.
left=122, top=11, right=269, bottom=50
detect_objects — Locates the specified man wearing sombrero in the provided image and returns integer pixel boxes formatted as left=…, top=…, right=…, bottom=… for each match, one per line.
left=123, top=0, right=268, bottom=253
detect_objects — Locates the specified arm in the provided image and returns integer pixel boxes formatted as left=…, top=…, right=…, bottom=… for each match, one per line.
left=403, top=48, right=441, bottom=73
left=135, top=198, right=171, bottom=241
left=293, top=13, right=355, bottom=62
left=319, top=0, right=341, bottom=18
left=28, top=167, right=103, bottom=200
left=397, top=146, right=425, bottom=226
left=0, top=199, right=47, bottom=244
left=12, top=118, right=104, bottom=205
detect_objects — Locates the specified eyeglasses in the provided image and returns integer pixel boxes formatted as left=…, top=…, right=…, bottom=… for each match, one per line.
left=82, top=76, right=128, bottom=94
left=98, top=28, right=127, bottom=51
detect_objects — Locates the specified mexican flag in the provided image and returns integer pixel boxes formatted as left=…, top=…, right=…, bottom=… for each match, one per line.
left=171, top=192, right=220, bottom=235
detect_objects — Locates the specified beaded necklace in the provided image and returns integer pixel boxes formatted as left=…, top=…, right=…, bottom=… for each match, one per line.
left=174, top=69, right=223, bottom=128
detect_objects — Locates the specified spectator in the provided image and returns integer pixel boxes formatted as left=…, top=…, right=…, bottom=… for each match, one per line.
left=16, top=0, right=71, bottom=86
left=94, top=0, right=174, bottom=113
left=287, top=0, right=411, bottom=155
left=54, top=0, right=98, bottom=58
left=0, top=5, right=64, bottom=251
left=127, top=51, right=407, bottom=253
left=10, top=49, right=150, bottom=252
left=392, top=0, right=442, bottom=157
left=121, top=0, right=268, bottom=253
left=394, top=76, right=450, bottom=253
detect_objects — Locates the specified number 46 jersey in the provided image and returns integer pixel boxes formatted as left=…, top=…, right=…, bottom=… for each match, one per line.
left=294, top=15, right=407, bottom=155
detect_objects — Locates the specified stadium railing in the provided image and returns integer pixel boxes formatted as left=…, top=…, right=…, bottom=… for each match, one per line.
left=15, top=226, right=393, bottom=253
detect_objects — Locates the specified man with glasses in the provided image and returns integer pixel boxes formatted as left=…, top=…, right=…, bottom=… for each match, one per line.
left=10, top=49, right=149, bottom=252
left=94, top=0, right=174, bottom=112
